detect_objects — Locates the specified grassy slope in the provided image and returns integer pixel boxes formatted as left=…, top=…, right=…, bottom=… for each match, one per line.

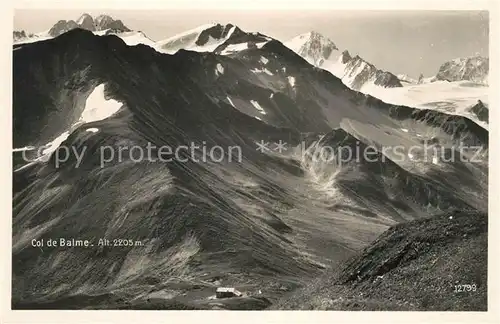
left=274, top=211, right=487, bottom=311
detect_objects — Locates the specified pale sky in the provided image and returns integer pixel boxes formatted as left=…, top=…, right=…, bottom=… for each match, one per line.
left=14, top=10, right=489, bottom=78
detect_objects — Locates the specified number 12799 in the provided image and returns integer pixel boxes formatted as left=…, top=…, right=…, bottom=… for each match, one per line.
left=454, top=284, right=477, bottom=292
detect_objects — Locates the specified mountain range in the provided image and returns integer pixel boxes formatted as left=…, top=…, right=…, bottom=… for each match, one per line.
left=12, top=14, right=488, bottom=310
left=14, top=14, right=489, bottom=87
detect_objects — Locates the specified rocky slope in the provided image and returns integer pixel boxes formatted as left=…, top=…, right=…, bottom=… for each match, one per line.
left=274, top=210, right=487, bottom=311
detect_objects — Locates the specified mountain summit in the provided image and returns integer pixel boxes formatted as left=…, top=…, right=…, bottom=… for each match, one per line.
left=157, top=23, right=271, bottom=54
left=285, top=31, right=338, bottom=66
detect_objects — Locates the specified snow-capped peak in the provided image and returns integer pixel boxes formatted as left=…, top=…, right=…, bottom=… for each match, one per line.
left=156, top=23, right=272, bottom=55
left=285, top=31, right=338, bottom=66
left=157, top=23, right=238, bottom=54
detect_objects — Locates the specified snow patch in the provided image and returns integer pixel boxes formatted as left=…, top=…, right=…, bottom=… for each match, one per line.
left=226, top=96, right=236, bottom=108
left=86, top=128, right=99, bottom=133
left=41, top=131, right=70, bottom=156
left=220, top=41, right=268, bottom=55
left=260, top=56, right=269, bottom=64
left=117, top=31, right=157, bottom=48
left=216, top=63, right=224, bottom=75
left=158, top=23, right=216, bottom=45
left=251, top=68, right=273, bottom=76
left=220, top=43, right=248, bottom=54
left=80, top=84, right=122, bottom=124
left=250, top=100, right=266, bottom=115
left=255, top=42, right=268, bottom=49
left=263, top=68, right=274, bottom=76
left=288, top=76, right=296, bottom=87
left=13, top=146, right=36, bottom=152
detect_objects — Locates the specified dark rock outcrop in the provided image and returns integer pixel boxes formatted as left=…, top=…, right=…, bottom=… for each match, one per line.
left=468, top=100, right=489, bottom=123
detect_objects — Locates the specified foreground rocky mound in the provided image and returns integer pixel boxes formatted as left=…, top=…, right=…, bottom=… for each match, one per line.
left=275, top=210, right=487, bottom=311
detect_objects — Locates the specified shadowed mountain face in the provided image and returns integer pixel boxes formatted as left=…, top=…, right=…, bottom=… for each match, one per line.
left=12, top=28, right=488, bottom=310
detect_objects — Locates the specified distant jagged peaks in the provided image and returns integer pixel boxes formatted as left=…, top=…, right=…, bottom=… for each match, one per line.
left=285, top=31, right=401, bottom=91
left=400, top=55, right=490, bottom=86
left=342, top=54, right=403, bottom=89
left=13, top=29, right=47, bottom=44
left=435, top=55, right=489, bottom=84
left=48, top=13, right=131, bottom=37
left=13, top=30, right=28, bottom=42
